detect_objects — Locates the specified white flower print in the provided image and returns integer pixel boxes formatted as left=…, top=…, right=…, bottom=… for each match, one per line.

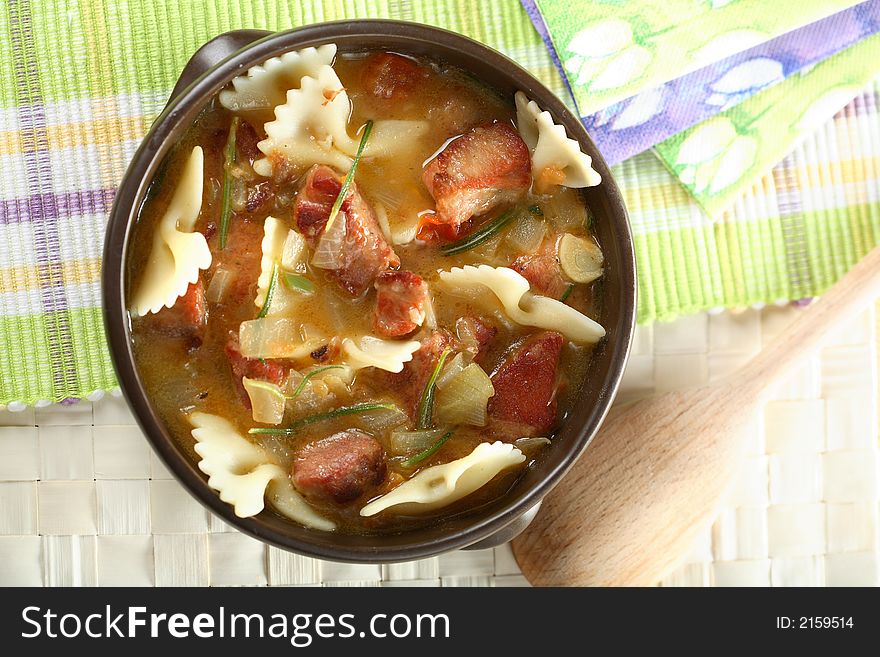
left=675, top=117, right=757, bottom=194
left=564, top=18, right=652, bottom=92
left=705, top=57, right=784, bottom=109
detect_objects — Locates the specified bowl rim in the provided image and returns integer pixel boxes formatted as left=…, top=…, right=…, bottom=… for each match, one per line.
left=102, top=19, right=636, bottom=563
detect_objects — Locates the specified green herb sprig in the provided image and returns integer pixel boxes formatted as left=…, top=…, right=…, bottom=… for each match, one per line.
left=218, top=116, right=239, bottom=249
left=288, top=365, right=345, bottom=400
left=440, top=209, right=515, bottom=256
left=416, top=347, right=451, bottom=429
left=256, top=262, right=279, bottom=319
left=402, top=430, right=454, bottom=467
left=283, top=272, right=315, bottom=294
left=249, top=402, right=397, bottom=436
left=324, top=119, right=374, bottom=232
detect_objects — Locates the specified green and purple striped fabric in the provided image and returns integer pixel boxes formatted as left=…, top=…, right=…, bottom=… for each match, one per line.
left=1, top=0, right=879, bottom=406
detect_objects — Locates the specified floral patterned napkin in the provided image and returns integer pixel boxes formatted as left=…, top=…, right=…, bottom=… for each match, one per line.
left=524, top=0, right=878, bottom=213
left=532, top=0, right=861, bottom=116
left=653, top=32, right=880, bottom=214
left=582, top=1, right=880, bottom=166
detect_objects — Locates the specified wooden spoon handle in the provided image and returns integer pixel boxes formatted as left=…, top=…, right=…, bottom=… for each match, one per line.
left=513, top=246, right=880, bottom=586
left=734, top=245, right=880, bottom=398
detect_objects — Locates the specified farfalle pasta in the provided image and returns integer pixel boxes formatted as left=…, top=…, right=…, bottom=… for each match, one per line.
left=130, top=146, right=212, bottom=316
left=253, top=64, right=356, bottom=176
left=219, top=44, right=337, bottom=112
left=439, top=265, right=606, bottom=343
left=254, top=216, right=300, bottom=316
left=341, top=336, right=421, bottom=373
left=360, top=442, right=525, bottom=516
left=515, top=91, right=601, bottom=190
left=190, top=412, right=335, bottom=530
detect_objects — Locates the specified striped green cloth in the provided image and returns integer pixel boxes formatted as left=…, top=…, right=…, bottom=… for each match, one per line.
left=1, top=0, right=879, bottom=405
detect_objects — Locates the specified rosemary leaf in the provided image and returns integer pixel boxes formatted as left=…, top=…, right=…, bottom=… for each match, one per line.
left=282, top=272, right=315, bottom=294
left=440, top=209, right=515, bottom=256
left=218, top=116, right=239, bottom=249
left=402, top=430, right=454, bottom=467
left=248, top=402, right=398, bottom=436
left=257, top=262, right=279, bottom=319
left=289, top=365, right=345, bottom=400
left=416, top=346, right=451, bottom=429
left=324, top=119, right=373, bottom=232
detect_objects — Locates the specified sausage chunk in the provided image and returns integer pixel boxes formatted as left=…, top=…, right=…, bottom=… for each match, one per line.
left=292, top=430, right=387, bottom=503
left=373, top=270, right=429, bottom=337
left=511, top=253, right=569, bottom=299
left=488, top=331, right=564, bottom=437
left=225, top=334, right=286, bottom=408
left=293, top=164, right=400, bottom=296
left=144, top=280, right=207, bottom=345
left=421, top=122, right=531, bottom=238
left=209, top=218, right=264, bottom=306
left=362, top=52, right=429, bottom=99
left=382, top=330, right=456, bottom=419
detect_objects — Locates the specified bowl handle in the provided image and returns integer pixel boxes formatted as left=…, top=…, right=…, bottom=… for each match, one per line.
left=168, top=29, right=273, bottom=102
left=463, top=501, right=542, bottom=551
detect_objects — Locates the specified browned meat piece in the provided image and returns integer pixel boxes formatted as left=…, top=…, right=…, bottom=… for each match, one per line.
left=455, top=316, right=497, bottom=363
left=488, top=331, right=564, bottom=437
left=382, top=330, right=456, bottom=418
left=362, top=52, right=429, bottom=99
left=225, top=334, right=286, bottom=408
left=293, top=165, right=400, bottom=295
left=144, top=281, right=207, bottom=345
left=373, top=271, right=429, bottom=337
left=292, top=430, right=387, bottom=503
left=210, top=218, right=264, bottom=306
left=511, top=253, right=569, bottom=299
left=421, top=122, right=531, bottom=238
left=245, top=181, right=273, bottom=214
left=236, top=120, right=261, bottom=163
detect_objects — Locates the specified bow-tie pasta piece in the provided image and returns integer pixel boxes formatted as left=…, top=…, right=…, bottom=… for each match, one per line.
left=131, top=146, right=212, bottom=316
left=219, top=44, right=337, bottom=112
left=266, top=474, right=337, bottom=532
left=190, top=412, right=335, bottom=530
left=439, top=264, right=605, bottom=343
left=341, top=336, right=422, bottom=373
left=253, top=64, right=357, bottom=176
left=360, top=442, right=525, bottom=516
left=515, top=91, right=601, bottom=192
left=190, top=411, right=285, bottom=518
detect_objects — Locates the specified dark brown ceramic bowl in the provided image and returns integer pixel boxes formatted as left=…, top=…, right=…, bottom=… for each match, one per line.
left=102, top=20, right=636, bottom=563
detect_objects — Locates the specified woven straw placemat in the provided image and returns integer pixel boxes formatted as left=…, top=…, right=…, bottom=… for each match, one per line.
left=0, top=304, right=877, bottom=586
